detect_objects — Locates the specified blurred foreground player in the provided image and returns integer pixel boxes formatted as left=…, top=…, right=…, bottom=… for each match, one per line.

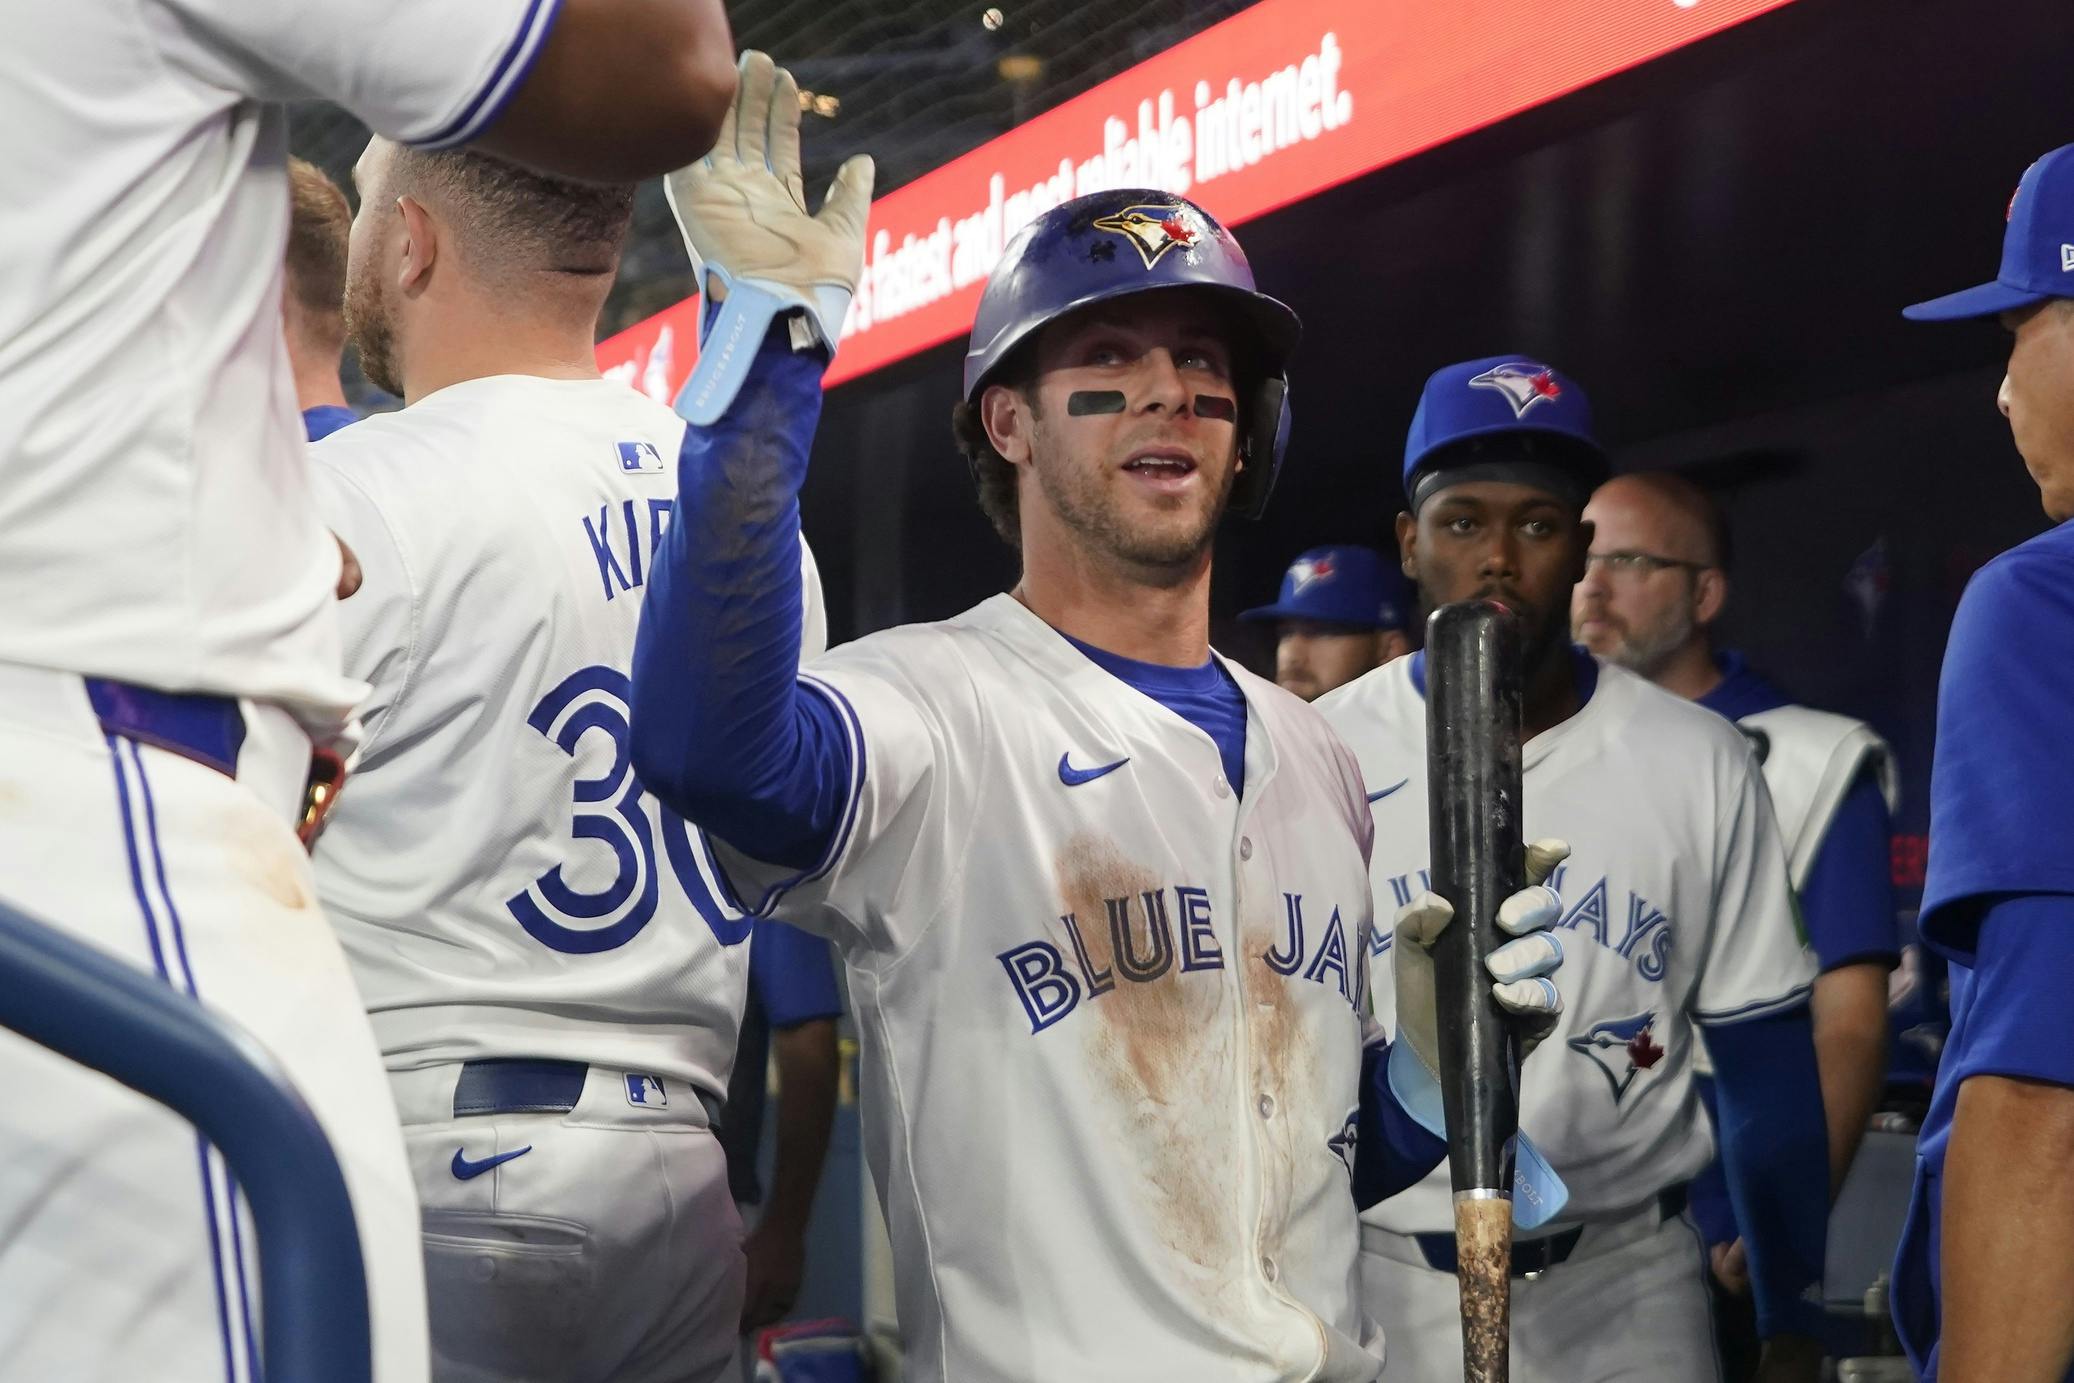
left=1241, top=544, right=1413, bottom=700
left=1320, top=358, right=1829, bottom=1383
left=1576, top=471, right=1899, bottom=1336
left=310, top=140, right=825, bottom=1383
left=286, top=157, right=361, bottom=440
left=1891, top=142, right=2074, bottom=1383
left=0, top=1, right=738, bottom=1378
left=629, top=54, right=1568, bottom=1381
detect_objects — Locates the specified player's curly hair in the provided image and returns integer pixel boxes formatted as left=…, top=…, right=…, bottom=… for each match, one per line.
left=948, top=349, right=1040, bottom=550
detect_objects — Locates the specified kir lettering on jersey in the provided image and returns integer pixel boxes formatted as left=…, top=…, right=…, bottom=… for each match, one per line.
left=1370, top=862, right=1675, bottom=982
left=999, top=887, right=1361, bottom=1034
left=584, top=497, right=677, bottom=602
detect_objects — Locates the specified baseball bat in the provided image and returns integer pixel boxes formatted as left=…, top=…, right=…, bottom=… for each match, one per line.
left=1424, top=599, right=1526, bottom=1383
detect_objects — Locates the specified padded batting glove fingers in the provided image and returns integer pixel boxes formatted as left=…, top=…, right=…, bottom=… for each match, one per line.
left=664, top=50, right=875, bottom=422
left=1390, top=837, right=1571, bottom=1067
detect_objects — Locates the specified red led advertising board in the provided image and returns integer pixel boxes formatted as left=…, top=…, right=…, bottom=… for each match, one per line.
left=599, top=0, right=1797, bottom=399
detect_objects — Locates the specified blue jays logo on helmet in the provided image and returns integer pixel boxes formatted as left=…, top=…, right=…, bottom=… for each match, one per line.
left=1288, top=553, right=1338, bottom=595
left=1090, top=204, right=1202, bottom=270
left=1566, top=1011, right=1666, bottom=1104
left=1469, top=362, right=1566, bottom=419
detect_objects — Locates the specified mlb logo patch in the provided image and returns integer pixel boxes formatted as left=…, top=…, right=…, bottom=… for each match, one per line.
left=616, top=441, right=665, bottom=474
left=625, top=1073, right=668, bottom=1108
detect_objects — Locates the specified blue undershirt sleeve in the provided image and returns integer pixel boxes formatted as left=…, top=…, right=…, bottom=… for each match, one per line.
left=1702, top=1004, right=1829, bottom=1341
left=1799, top=772, right=1901, bottom=973
left=1353, top=1040, right=1449, bottom=1210
left=628, top=318, right=852, bottom=872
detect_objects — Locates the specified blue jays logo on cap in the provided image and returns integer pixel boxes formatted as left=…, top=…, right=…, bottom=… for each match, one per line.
left=1091, top=205, right=1202, bottom=270
left=1240, top=544, right=1408, bottom=630
left=1288, top=552, right=1338, bottom=595
left=1905, top=142, right=2074, bottom=321
left=1401, top=354, right=1606, bottom=495
left=1566, top=1012, right=1665, bottom=1104
left=1469, top=362, right=1565, bottom=418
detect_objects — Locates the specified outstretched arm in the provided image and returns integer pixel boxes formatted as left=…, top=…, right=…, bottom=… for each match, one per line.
left=626, top=52, right=875, bottom=868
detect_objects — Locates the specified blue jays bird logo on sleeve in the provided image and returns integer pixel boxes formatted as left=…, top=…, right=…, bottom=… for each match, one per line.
left=1567, top=1012, right=1665, bottom=1103
left=1091, top=206, right=1201, bottom=269
left=1468, top=362, right=1565, bottom=418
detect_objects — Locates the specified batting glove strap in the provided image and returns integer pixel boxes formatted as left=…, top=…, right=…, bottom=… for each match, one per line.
left=1384, top=1039, right=1570, bottom=1230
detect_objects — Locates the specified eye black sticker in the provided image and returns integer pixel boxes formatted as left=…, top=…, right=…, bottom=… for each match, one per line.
left=1066, top=390, right=1128, bottom=415
left=1191, top=394, right=1238, bottom=422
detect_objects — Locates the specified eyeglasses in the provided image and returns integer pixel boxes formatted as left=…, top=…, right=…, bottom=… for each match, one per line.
left=1583, top=551, right=1711, bottom=580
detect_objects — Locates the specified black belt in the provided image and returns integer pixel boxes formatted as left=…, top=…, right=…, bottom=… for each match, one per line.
left=452, top=1058, right=724, bottom=1128
left=1413, top=1184, right=1689, bottom=1279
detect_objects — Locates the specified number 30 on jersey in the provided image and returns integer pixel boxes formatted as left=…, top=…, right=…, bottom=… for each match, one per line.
left=507, top=665, right=749, bottom=953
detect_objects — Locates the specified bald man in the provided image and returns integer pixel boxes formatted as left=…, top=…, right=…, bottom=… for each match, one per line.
left=284, top=158, right=360, bottom=440
left=1575, top=471, right=1899, bottom=1364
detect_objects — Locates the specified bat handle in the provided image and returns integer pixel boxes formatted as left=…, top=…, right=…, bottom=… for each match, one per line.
left=1454, top=1192, right=1513, bottom=1382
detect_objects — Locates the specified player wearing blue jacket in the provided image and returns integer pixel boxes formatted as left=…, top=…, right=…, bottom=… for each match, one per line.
left=1894, top=143, right=2074, bottom=1382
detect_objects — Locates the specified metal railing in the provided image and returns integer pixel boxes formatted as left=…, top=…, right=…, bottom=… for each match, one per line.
left=0, top=899, right=372, bottom=1383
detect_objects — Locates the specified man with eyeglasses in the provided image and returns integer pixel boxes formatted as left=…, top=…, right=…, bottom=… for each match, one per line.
left=1575, top=471, right=1900, bottom=1379
left=1321, top=358, right=1828, bottom=1383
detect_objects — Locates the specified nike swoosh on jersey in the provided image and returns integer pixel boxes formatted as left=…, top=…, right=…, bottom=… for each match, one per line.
left=1366, top=778, right=1411, bottom=802
left=1058, top=752, right=1130, bottom=786
left=451, top=1146, right=533, bottom=1181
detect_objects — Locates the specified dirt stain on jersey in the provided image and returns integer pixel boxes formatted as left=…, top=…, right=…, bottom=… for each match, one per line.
left=1052, top=831, right=1234, bottom=1269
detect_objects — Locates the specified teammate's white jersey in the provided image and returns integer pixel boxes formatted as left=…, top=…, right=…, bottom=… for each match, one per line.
left=0, top=0, right=555, bottom=731
left=718, top=594, right=1388, bottom=1382
left=310, top=376, right=825, bottom=1097
left=1318, top=656, right=1813, bottom=1231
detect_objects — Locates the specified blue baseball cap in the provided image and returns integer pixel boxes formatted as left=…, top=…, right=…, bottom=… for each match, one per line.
left=1905, top=145, right=2074, bottom=321
left=1240, top=545, right=1409, bottom=630
left=1401, top=356, right=1608, bottom=509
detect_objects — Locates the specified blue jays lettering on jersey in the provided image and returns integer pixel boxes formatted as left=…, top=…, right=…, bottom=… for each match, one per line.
left=1891, top=522, right=2074, bottom=1379
left=1319, top=649, right=1826, bottom=1342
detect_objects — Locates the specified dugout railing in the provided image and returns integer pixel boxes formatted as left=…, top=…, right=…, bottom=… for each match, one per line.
left=0, top=898, right=371, bottom=1383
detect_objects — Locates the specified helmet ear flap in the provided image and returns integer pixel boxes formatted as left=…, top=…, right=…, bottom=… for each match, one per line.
left=1227, top=375, right=1290, bottom=521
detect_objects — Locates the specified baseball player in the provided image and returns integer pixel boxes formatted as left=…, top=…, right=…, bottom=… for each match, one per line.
left=626, top=54, right=1569, bottom=1381
left=1574, top=471, right=1900, bottom=1367
left=1318, top=358, right=1831, bottom=1383
left=0, top=2, right=739, bottom=1379
left=309, top=138, right=827, bottom=1383
left=286, top=158, right=362, bottom=442
left=1241, top=545, right=1415, bottom=701
left=1889, top=143, right=2074, bottom=1383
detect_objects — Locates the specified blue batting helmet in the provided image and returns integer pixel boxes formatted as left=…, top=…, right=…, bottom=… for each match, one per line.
left=961, top=188, right=1300, bottom=520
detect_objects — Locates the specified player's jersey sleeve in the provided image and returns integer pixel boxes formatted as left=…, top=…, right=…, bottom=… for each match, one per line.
left=308, top=439, right=424, bottom=761
left=1920, top=534, right=2074, bottom=959
left=710, top=632, right=980, bottom=958
left=151, top=0, right=559, bottom=147
left=1691, top=753, right=1817, bottom=1023
left=1797, top=771, right=1900, bottom=972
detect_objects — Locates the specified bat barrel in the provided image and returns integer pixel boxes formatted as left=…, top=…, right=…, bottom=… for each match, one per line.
left=1423, top=599, right=1526, bottom=1197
